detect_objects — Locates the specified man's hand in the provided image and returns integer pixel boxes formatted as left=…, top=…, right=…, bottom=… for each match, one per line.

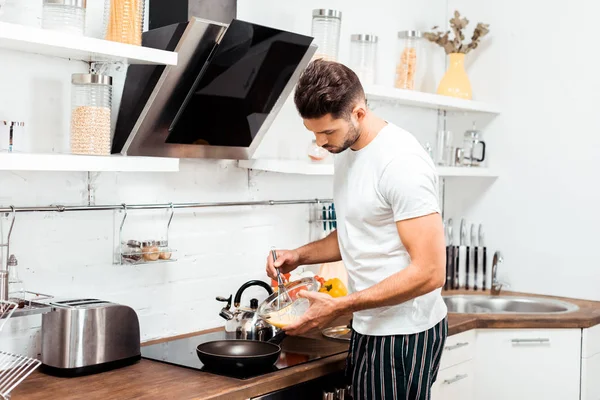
left=266, top=249, right=301, bottom=280
left=283, top=291, right=344, bottom=336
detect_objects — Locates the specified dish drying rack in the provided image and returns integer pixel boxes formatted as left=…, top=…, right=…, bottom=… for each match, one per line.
left=0, top=300, right=42, bottom=400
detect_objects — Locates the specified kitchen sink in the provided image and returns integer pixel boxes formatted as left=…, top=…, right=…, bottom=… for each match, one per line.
left=443, top=295, right=579, bottom=314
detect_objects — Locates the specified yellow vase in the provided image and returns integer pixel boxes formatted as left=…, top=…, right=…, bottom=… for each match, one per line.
left=437, top=53, right=472, bottom=100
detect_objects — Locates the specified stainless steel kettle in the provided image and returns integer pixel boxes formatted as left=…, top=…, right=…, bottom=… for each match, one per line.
left=217, top=280, right=277, bottom=341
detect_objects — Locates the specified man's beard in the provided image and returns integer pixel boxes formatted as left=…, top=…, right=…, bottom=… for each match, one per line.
left=323, top=124, right=361, bottom=154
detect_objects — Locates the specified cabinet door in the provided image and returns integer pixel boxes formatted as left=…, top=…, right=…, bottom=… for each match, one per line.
left=581, top=353, right=600, bottom=400
left=474, top=329, right=581, bottom=400
left=431, top=360, right=474, bottom=400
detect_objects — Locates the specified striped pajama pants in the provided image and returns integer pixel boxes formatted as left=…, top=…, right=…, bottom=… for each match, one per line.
left=344, top=317, right=448, bottom=400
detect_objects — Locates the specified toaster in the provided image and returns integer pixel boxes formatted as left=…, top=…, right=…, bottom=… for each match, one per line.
left=40, top=298, right=141, bottom=377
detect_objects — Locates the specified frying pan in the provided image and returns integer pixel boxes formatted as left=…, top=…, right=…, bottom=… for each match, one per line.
left=196, top=331, right=287, bottom=372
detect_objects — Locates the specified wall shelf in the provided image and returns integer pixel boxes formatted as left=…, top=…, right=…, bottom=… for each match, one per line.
left=0, top=22, right=177, bottom=65
left=238, top=159, right=497, bottom=178
left=0, top=153, right=180, bottom=172
left=363, top=85, right=500, bottom=114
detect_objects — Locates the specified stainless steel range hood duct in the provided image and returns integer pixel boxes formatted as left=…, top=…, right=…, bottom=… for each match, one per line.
left=112, top=18, right=315, bottom=160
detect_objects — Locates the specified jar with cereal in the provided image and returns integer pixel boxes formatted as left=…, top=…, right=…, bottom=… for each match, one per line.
left=70, top=73, right=112, bottom=155
left=394, top=30, right=425, bottom=91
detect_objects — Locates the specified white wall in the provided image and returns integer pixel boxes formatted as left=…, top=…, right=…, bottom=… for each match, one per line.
left=444, top=0, right=600, bottom=299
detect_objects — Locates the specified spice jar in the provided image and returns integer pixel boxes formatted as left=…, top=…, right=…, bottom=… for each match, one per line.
left=70, top=73, right=112, bottom=155
left=307, top=140, right=328, bottom=162
left=158, top=240, right=172, bottom=260
left=395, top=30, right=425, bottom=91
left=104, top=0, right=144, bottom=46
left=349, top=34, right=378, bottom=85
left=42, top=0, right=86, bottom=36
left=142, top=240, right=160, bottom=262
left=311, top=9, right=342, bottom=62
left=121, top=240, right=142, bottom=264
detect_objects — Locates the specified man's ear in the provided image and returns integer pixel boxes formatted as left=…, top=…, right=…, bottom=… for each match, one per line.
left=353, top=105, right=367, bottom=122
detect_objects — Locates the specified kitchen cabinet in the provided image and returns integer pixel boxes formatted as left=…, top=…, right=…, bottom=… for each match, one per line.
left=431, top=360, right=474, bottom=400
left=473, top=329, right=581, bottom=400
left=581, top=324, right=600, bottom=400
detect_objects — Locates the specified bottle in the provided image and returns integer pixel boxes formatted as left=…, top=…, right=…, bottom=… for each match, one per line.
left=7, top=254, right=24, bottom=301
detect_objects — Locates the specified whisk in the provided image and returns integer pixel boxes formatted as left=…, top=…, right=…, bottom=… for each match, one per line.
left=271, top=248, right=293, bottom=310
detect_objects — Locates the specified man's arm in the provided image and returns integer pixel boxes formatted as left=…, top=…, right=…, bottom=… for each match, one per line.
left=296, top=230, right=342, bottom=265
left=338, top=212, right=446, bottom=313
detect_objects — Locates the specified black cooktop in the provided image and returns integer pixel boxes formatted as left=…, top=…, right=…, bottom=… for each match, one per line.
left=141, top=330, right=348, bottom=380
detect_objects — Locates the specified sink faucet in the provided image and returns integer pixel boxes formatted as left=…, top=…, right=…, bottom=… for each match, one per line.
left=491, top=251, right=508, bottom=295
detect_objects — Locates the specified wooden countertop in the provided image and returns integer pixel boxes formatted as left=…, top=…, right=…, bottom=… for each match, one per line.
left=12, top=291, right=600, bottom=400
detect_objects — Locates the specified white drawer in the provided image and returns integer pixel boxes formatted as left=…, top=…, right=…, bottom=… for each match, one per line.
left=583, top=324, right=600, bottom=358
left=582, top=353, right=600, bottom=400
left=439, top=330, right=475, bottom=370
left=431, top=360, right=474, bottom=400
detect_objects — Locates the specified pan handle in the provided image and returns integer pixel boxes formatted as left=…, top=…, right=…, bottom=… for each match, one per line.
left=268, top=330, right=287, bottom=345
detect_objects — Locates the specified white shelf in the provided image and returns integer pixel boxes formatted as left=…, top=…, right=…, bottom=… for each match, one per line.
left=238, top=159, right=497, bottom=178
left=238, top=159, right=334, bottom=175
left=0, top=153, right=180, bottom=172
left=363, top=85, right=500, bottom=114
left=0, top=22, right=177, bottom=65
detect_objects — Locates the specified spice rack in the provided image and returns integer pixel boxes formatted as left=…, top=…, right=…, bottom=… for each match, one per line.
left=116, top=204, right=177, bottom=265
left=0, top=300, right=42, bottom=400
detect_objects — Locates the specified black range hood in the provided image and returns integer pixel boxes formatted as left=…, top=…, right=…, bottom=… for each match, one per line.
left=112, top=18, right=315, bottom=160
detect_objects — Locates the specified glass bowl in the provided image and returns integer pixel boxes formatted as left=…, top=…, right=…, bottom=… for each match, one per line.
left=258, top=277, right=318, bottom=328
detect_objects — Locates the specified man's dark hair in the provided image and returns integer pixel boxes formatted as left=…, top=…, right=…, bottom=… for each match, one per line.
left=293, top=59, right=365, bottom=120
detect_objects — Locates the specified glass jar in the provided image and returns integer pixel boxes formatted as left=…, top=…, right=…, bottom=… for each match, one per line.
left=121, top=240, right=142, bottom=264
left=349, top=34, right=377, bottom=85
left=158, top=240, right=172, bottom=260
left=311, top=9, right=342, bottom=62
left=395, top=30, right=425, bottom=91
left=104, top=0, right=144, bottom=46
left=142, top=240, right=160, bottom=262
left=461, top=127, right=486, bottom=167
left=70, top=73, right=112, bottom=155
left=42, top=0, right=86, bottom=36
left=307, top=140, right=328, bottom=162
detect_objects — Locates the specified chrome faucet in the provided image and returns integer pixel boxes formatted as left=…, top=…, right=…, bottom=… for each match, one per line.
left=491, top=251, right=508, bottom=295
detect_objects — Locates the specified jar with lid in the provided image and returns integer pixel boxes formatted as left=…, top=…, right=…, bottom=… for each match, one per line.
left=311, top=9, right=342, bottom=62
left=461, top=125, right=486, bottom=167
left=349, top=34, right=378, bottom=85
left=104, top=0, right=144, bottom=45
left=70, top=73, right=112, bottom=155
left=307, top=139, right=328, bottom=162
left=121, top=240, right=142, bottom=264
left=395, top=30, right=426, bottom=91
left=42, top=0, right=86, bottom=36
left=142, top=240, right=160, bottom=262
left=157, top=240, right=172, bottom=260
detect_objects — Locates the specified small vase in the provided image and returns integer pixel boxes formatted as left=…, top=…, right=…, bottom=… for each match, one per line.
left=437, top=53, right=472, bottom=100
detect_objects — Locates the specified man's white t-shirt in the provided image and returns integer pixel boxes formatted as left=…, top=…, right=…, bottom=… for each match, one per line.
left=333, top=122, right=448, bottom=336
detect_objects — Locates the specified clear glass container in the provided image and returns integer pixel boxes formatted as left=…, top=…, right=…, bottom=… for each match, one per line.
left=311, top=9, right=342, bottom=62
left=104, top=0, right=145, bottom=46
left=7, top=254, right=24, bottom=301
left=461, top=126, right=486, bottom=167
left=349, top=34, right=377, bottom=85
left=0, top=0, right=43, bottom=27
left=307, top=139, right=328, bottom=162
left=395, top=30, right=426, bottom=91
left=42, top=0, right=86, bottom=36
left=158, top=240, right=172, bottom=260
left=142, top=240, right=160, bottom=262
left=121, top=240, right=142, bottom=264
left=70, top=73, right=112, bottom=155
left=258, top=277, right=319, bottom=329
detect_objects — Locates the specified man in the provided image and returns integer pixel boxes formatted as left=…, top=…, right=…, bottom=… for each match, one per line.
left=266, top=59, right=448, bottom=399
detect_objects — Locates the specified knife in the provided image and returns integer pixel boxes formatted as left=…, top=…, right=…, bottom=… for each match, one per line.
left=471, top=224, right=478, bottom=291
left=454, top=221, right=460, bottom=289
left=479, top=224, right=486, bottom=291
left=331, top=203, right=337, bottom=229
left=444, top=219, right=451, bottom=290
left=462, top=219, right=469, bottom=290
left=458, top=218, right=466, bottom=289
left=328, top=205, right=333, bottom=232
left=322, top=205, right=327, bottom=234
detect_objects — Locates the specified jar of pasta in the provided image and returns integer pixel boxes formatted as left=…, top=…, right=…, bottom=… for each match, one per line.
left=70, top=73, right=112, bottom=155
left=395, top=30, right=425, bottom=91
left=104, top=0, right=144, bottom=46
